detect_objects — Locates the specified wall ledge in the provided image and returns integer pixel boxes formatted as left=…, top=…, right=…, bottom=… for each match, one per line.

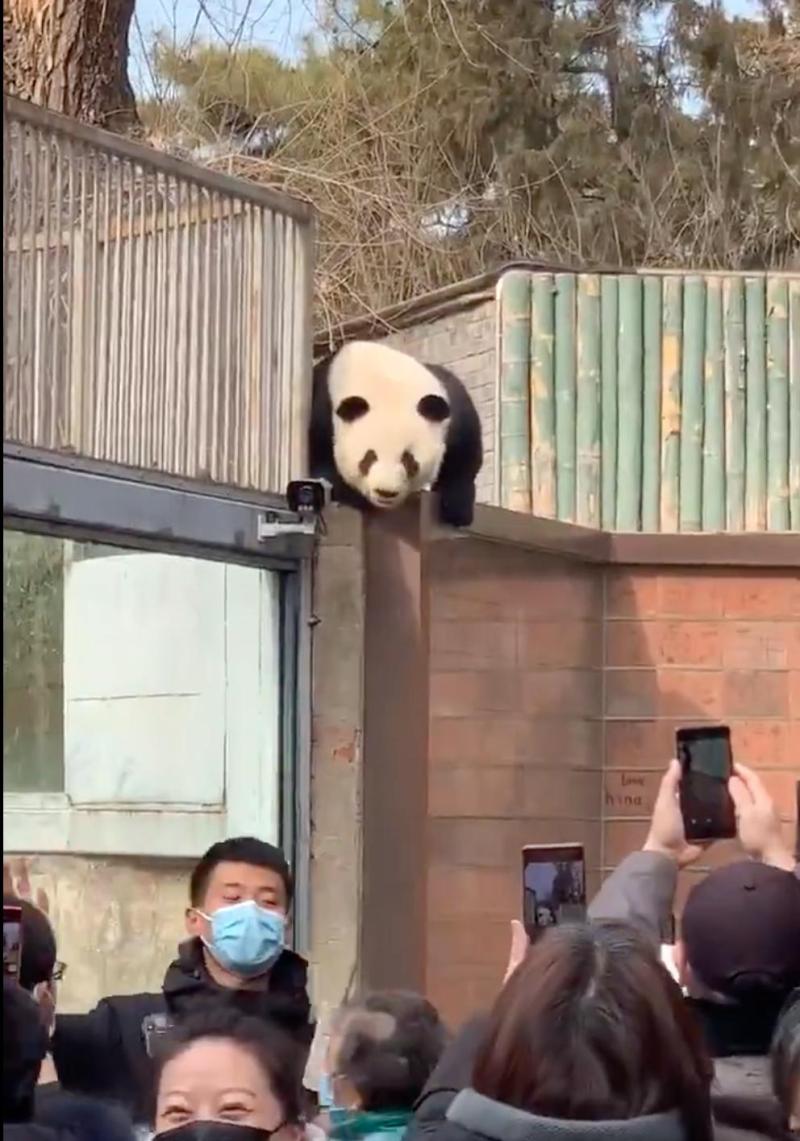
left=421, top=495, right=800, bottom=568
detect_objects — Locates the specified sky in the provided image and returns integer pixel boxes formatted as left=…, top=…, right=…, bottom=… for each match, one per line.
left=130, top=0, right=320, bottom=92
left=130, top=0, right=761, bottom=95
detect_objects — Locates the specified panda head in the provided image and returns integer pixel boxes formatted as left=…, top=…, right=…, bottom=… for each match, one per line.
left=328, top=341, right=451, bottom=510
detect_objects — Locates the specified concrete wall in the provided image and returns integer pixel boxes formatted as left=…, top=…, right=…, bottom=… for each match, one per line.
left=2, top=854, right=188, bottom=1012
left=375, top=300, right=497, bottom=506
left=307, top=508, right=365, bottom=1011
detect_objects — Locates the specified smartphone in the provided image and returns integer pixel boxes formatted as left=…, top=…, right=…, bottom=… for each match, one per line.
left=3, top=905, right=23, bottom=979
left=676, top=725, right=736, bottom=842
left=522, top=843, right=586, bottom=940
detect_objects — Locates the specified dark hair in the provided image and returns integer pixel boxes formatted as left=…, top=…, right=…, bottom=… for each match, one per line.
left=772, top=988, right=800, bottom=1126
left=3, top=894, right=57, bottom=992
left=473, top=922, right=714, bottom=1141
left=153, top=1007, right=304, bottom=1126
left=189, top=838, right=293, bottom=908
left=333, top=990, right=447, bottom=1112
left=3, top=977, right=48, bottom=1123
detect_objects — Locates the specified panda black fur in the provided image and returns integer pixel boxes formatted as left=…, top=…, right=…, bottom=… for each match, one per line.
left=309, top=340, right=483, bottom=528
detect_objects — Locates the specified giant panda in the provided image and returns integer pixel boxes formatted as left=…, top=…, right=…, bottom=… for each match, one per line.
left=309, top=340, right=483, bottom=528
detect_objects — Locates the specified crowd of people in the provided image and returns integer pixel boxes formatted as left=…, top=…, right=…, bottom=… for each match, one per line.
left=4, top=761, right=799, bottom=1141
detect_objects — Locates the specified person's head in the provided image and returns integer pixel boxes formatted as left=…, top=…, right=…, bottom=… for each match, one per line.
left=771, top=989, right=800, bottom=1132
left=154, top=1008, right=304, bottom=1140
left=3, top=893, right=62, bottom=1032
left=185, top=839, right=293, bottom=980
left=473, top=922, right=713, bottom=1141
left=325, top=991, right=447, bottom=1114
left=674, top=862, right=800, bottom=1004
left=3, top=977, right=49, bottom=1124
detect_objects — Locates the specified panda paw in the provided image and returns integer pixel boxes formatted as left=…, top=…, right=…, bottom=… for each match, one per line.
left=437, top=485, right=475, bottom=528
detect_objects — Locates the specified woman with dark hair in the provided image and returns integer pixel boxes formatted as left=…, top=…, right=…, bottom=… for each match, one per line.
left=321, top=991, right=447, bottom=1139
left=151, top=1008, right=307, bottom=1141
left=413, top=922, right=714, bottom=1141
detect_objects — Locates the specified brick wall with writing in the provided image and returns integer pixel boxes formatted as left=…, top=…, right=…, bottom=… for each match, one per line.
left=425, top=551, right=800, bottom=1027
left=426, top=538, right=604, bottom=1024
left=603, top=567, right=800, bottom=915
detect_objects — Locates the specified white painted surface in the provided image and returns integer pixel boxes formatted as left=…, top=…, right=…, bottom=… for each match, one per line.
left=64, top=553, right=227, bottom=805
left=5, top=550, right=282, bottom=857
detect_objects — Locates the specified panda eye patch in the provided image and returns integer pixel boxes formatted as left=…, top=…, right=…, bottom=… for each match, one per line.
left=401, top=451, right=419, bottom=479
left=359, top=449, right=377, bottom=475
left=417, top=395, right=450, bottom=423
left=336, top=396, right=370, bottom=422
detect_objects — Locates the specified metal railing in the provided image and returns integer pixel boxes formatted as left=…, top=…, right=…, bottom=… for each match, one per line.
left=3, top=96, right=314, bottom=492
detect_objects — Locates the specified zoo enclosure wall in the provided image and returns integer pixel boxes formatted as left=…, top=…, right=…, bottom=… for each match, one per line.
left=354, top=497, right=800, bottom=1027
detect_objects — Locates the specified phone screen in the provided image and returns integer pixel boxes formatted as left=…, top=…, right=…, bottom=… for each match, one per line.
left=522, top=844, right=586, bottom=939
left=677, top=726, right=736, bottom=842
left=3, top=905, right=23, bottom=980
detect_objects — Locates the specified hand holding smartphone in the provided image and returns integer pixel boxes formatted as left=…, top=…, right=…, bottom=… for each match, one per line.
left=522, top=843, right=586, bottom=941
left=676, top=725, right=736, bottom=843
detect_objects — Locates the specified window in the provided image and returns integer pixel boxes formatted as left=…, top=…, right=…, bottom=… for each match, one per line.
left=3, top=529, right=283, bottom=857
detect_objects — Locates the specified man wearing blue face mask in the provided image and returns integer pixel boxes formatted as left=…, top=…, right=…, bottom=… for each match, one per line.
left=49, top=838, right=314, bottom=1130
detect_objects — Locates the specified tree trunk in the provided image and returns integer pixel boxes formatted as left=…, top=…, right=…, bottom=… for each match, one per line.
left=3, top=0, right=139, bottom=132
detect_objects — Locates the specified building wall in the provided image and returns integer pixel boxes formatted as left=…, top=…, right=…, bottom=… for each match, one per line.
left=423, top=533, right=800, bottom=1027
left=3, top=509, right=368, bottom=1018
left=426, top=537, right=604, bottom=1024
left=603, top=566, right=800, bottom=911
left=2, top=854, right=189, bottom=1013
left=307, top=508, right=365, bottom=1012
left=376, top=300, right=497, bottom=506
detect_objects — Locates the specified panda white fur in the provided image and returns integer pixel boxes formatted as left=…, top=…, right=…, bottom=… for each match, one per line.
left=309, top=340, right=483, bottom=528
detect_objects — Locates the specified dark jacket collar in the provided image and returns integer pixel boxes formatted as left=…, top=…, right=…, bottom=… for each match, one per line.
left=163, top=937, right=310, bottom=1024
left=447, top=1090, right=686, bottom=1141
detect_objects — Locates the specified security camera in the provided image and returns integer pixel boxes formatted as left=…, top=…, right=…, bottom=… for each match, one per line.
left=257, top=480, right=332, bottom=543
left=286, top=478, right=332, bottom=517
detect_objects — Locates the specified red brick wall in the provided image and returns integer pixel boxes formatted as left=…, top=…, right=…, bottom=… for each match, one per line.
left=604, top=567, right=800, bottom=914
left=427, top=539, right=604, bottom=1024
left=425, top=547, right=800, bottom=1027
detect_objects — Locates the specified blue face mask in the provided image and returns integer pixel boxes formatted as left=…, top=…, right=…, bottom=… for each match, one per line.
left=200, top=901, right=285, bottom=977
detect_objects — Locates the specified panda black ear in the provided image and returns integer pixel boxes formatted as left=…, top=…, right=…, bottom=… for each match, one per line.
left=417, top=394, right=450, bottom=423
left=336, top=396, right=370, bottom=422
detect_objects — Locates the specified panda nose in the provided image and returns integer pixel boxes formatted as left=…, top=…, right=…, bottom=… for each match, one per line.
left=375, top=489, right=399, bottom=500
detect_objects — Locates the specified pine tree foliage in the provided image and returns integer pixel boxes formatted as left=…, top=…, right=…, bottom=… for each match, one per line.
left=143, top=0, right=799, bottom=324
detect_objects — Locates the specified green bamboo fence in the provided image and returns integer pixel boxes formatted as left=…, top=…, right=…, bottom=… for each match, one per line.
left=497, top=269, right=800, bottom=532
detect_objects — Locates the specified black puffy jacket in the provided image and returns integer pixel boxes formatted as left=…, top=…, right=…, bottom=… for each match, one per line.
left=52, top=937, right=314, bottom=1123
